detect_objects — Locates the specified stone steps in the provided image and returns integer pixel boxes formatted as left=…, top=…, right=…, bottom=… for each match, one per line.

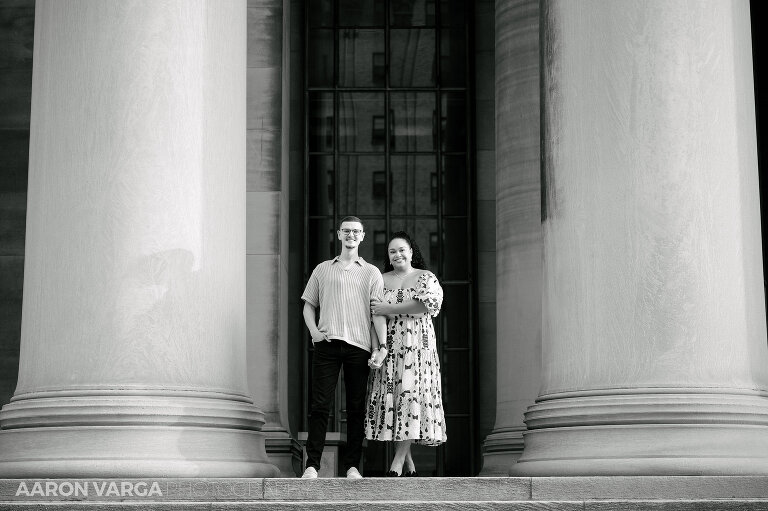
left=1, top=476, right=768, bottom=509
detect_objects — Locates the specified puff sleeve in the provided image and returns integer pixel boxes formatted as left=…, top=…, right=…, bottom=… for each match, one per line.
left=415, top=271, right=443, bottom=317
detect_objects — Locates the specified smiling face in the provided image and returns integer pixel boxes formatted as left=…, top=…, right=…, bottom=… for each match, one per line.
left=388, top=237, right=413, bottom=271
left=338, top=221, right=365, bottom=250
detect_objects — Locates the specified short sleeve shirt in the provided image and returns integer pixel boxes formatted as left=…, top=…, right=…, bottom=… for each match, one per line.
left=302, top=256, right=384, bottom=352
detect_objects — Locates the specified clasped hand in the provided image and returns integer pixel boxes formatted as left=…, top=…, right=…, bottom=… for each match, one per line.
left=368, top=347, right=387, bottom=369
left=370, top=298, right=393, bottom=317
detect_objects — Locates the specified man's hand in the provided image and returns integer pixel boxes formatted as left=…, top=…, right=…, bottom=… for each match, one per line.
left=368, top=347, right=387, bottom=369
left=311, top=330, right=328, bottom=343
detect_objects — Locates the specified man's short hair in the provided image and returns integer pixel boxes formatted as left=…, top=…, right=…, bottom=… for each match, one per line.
left=339, top=216, right=364, bottom=231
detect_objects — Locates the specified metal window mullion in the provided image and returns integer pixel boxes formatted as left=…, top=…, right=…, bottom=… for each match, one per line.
left=332, top=0, right=341, bottom=434
left=433, top=0, right=445, bottom=479
left=302, top=0, right=311, bottom=436
left=385, top=0, right=391, bottom=242
left=463, top=1, right=476, bottom=476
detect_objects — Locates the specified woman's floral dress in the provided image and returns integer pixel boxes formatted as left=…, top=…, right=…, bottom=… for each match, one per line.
left=365, top=271, right=447, bottom=445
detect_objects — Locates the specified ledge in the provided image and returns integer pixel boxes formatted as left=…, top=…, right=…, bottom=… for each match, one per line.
left=1, top=476, right=768, bottom=507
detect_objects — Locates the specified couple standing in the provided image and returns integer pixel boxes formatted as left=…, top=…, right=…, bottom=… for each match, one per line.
left=300, top=216, right=447, bottom=479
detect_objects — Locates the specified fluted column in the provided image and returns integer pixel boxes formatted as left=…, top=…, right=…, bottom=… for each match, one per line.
left=511, top=0, right=768, bottom=475
left=0, top=0, right=278, bottom=477
left=481, top=0, right=541, bottom=475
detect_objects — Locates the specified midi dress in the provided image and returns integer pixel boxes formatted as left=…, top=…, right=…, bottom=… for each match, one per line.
left=365, top=271, right=447, bottom=445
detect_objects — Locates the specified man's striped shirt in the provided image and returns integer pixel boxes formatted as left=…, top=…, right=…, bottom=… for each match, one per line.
left=302, top=256, right=384, bottom=352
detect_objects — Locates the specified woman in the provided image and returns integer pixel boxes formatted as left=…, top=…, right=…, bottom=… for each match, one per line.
left=366, top=231, right=446, bottom=476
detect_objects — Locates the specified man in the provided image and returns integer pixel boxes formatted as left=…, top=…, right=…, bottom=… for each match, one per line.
left=301, top=216, right=388, bottom=479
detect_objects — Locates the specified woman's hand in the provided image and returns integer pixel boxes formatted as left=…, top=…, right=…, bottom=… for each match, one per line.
left=368, top=347, right=388, bottom=369
left=371, top=301, right=392, bottom=316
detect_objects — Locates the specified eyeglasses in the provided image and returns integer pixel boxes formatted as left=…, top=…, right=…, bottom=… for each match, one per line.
left=340, top=228, right=363, bottom=236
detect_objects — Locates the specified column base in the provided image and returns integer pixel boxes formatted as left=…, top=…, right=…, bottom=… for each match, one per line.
left=510, top=389, right=768, bottom=476
left=0, top=426, right=279, bottom=478
left=479, top=427, right=525, bottom=476
left=264, top=428, right=303, bottom=477
left=0, top=391, right=280, bottom=478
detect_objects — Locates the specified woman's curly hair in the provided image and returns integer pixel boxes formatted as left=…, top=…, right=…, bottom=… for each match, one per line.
left=382, top=231, right=428, bottom=273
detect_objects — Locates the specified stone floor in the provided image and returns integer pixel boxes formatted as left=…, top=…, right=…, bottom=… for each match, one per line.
left=2, top=476, right=768, bottom=509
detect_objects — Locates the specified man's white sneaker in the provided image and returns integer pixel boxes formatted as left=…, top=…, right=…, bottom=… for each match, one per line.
left=346, top=467, right=363, bottom=479
left=301, top=467, right=318, bottom=479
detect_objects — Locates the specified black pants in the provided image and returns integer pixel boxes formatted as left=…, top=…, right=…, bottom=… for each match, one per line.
left=306, top=339, right=370, bottom=472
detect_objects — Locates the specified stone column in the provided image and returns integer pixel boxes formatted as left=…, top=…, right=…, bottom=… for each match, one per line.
left=246, top=0, right=301, bottom=477
left=511, top=0, right=768, bottom=475
left=481, top=0, right=541, bottom=475
left=0, top=0, right=278, bottom=477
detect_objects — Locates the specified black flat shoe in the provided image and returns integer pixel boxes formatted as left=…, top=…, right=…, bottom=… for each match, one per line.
left=386, top=470, right=400, bottom=477
left=402, top=471, right=418, bottom=477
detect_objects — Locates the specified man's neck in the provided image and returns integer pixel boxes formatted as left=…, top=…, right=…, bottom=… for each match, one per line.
left=338, top=247, right=359, bottom=262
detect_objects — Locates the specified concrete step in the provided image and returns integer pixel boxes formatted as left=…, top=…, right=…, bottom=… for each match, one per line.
left=1, top=476, right=768, bottom=509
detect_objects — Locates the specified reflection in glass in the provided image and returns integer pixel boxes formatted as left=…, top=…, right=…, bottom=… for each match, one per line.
left=308, top=29, right=334, bottom=87
left=442, top=217, right=467, bottom=279
left=443, top=417, right=470, bottom=475
left=441, top=92, right=466, bottom=151
left=440, top=0, right=465, bottom=26
left=391, top=92, right=436, bottom=152
left=308, top=218, right=336, bottom=268
left=390, top=29, right=435, bottom=87
left=390, top=0, right=436, bottom=26
left=337, top=155, right=386, bottom=216
left=308, top=92, right=334, bottom=152
left=338, top=29, right=385, bottom=87
left=442, top=155, right=467, bottom=215
left=442, top=350, right=470, bottom=412
left=410, top=444, right=438, bottom=476
left=391, top=155, right=438, bottom=216
left=442, top=284, right=469, bottom=348
left=308, top=156, right=334, bottom=216
left=339, top=0, right=384, bottom=26
left=308, top=0, right=333, bottom=27
left=390, top=218, right=438, bottom=272
left=440, top=28, right=466, bottom=87
left=338, top=93, right=385, bottom=152
left=356, top=218, right=385, bottom=263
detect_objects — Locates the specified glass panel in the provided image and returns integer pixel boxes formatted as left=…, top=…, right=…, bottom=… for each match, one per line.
left=339, top=0, right=384, bottom=26
left=338, top=29, right=385, bottom=87
left=308, top=156, right=334, bottom=216
left=442, top=155, right=467, bottom=215
left=442, top=350, right=469, bottom=414
left=339, top=92, right=386, bottom=152
left=308, top=0, right=333, bottom=26
left=410, top=443, right=438, bottom=476
left=443, top=217, right=468, bottom=279
left=442, top=284, right=469, bottom=348
left=440, top=0, right=465, bottom=27
left=337, top=155, right=387, bottom=216
left=308, top=29, right=334, bottom=87
left=308, top=92, right=334, bottom=152
left=443, top=417, right=470, bottom=475
left=440, top=28, right=466, bottom=87
left=390, top=218, right=438, bottom=272
left=308, top=218, right=336, bottom=269
left=441, top=92, right=466, bottom=152
left=362, top=440, right=389, bottom=476
left=391, top=0, right=436, bottom=26
left=391, top=155, right=438, bottom=216
left=356, top=217, right=386, bottom=264
left=390, top=29, right=436, bottom=87
left=391, top=92, right=436, bottom=152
